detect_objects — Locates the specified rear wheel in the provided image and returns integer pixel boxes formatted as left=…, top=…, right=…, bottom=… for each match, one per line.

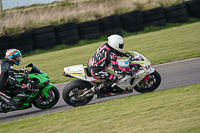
left=134, top=70, right=161, bottom=93
left=33, top=86, right=59, bottom=109
left=62, top=79, right=94, bottom=107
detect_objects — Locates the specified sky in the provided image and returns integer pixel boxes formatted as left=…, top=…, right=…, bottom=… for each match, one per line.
left=1, top=0, right=64, bottom=10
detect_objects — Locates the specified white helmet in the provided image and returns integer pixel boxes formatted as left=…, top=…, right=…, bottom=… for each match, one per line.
left=108, top=34, right=124, bottom=52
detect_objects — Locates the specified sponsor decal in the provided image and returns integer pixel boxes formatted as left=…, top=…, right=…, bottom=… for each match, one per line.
left=124, top=61, right=128, bottom=65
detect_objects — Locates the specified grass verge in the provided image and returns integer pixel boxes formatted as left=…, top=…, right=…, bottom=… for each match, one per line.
left=0, top=84, right=200, bottom=133
left=14, top=21, right=200, bottom=84
left=0, top=0, right=185, bottom=35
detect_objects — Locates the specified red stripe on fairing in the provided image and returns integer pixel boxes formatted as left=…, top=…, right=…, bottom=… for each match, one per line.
left=111, top=61, right=117, bottom=63
left=118, top=66, right=126, bottom=72
left=96, top=44, right=110, bottom=56
left=109, top=74, right=113, bottom=80
left=91, top=69, right=104, bottom=81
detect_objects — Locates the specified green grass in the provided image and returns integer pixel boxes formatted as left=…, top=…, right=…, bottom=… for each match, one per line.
left=15, top=21, right=200, bottom=84
left=0, top=84, right=200, bottom=133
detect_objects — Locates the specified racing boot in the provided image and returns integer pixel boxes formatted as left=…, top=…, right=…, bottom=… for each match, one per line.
left=111, top=85, right=125, bottom=93
left=91, top=81, right=114, bottom=93
left=91, top=85, right=101, bottom=94
left=0, top=91, right=17, bottom=110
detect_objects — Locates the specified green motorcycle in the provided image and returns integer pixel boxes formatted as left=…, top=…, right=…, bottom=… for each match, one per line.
left=0, top=63, right=60, bottom=113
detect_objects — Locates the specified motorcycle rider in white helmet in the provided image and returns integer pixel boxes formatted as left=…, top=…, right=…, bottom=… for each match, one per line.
left=87, top=35, right=135, bottom=96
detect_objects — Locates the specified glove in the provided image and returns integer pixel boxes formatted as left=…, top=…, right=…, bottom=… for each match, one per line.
left=124, top=52, right=131, bottom=57
left=127, top=70, right=135, bottom=77
left=22, top=83, right=31, bottom=90
left=20, top=68, right=29, bottom=73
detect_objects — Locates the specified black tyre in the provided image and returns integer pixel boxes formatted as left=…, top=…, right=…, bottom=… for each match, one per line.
left=14, top=44, right=33, bottom=54
left=164, top=2, right=186, bottom=12
left=120, top=10, right=142, bottom=20
left=185, top=0, right=200, bottom=7
left=10, top=38, right=33, bottom=47
left=10, top=32, right=32, bottom=41
left=55, top=22, right=77, bottom=32
left=57, top=35, right=79, bottom=45
left=187, top=5, right=200, bottom=13
left=56, top=29, right=78, bottom=38
left=165, top=8, right=187, bottom=18
left=62, top=79, right=93, bottom=107
left=123, top=24, right=144, bottom=32
left=102, top=28, right=122, bottom=36
left=100, top=21, right=121, bottom=31
left=78, top=26, right=100, bottom=35
left=77, top=20, right=99, bottom=28
left=167, top=14, right=188, bottom=23
left=0, top=49, right=7, bottom=59
left=0, top=35, right=9, bottom=42
left=33, top=39, right=57, bottom=50
left=79, top=32, right=101, bottom=40
left=32, top=25, right=54, bottom=35
left=143, top=13, right=165, bottom=23
left=134, top=70, right=161, bottom=93
left=146, top=19, right=166, bottom=27
left=190, top=12, right=200, bottom=18
left=0, top=42, right=9, bottom=49
left=33, top=86, right=60, bottom=109
left=142, top=7, right=164, bottom=16
left=33, top=32, right=56, bottom=42
left=99, top=15, right=120, bottom=24
left=121, top=17, right=143, bottom=26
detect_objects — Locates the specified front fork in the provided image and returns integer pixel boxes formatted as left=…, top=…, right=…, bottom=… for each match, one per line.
left=41, top=83, right=53, bottom=98
left=135, top=68, right=155, bottom=86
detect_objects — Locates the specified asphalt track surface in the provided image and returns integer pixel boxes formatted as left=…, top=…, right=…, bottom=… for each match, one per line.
left=0, top=57, right=200, bottom=123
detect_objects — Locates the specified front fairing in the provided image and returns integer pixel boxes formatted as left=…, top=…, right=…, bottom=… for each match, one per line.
left=129, top=51, right=151, bottom=72
left=106, top=51, right=153, bottom=77
left=28, top=73, right=50, bottom=86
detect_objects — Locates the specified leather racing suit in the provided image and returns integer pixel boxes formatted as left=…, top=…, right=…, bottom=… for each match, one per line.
left=0, top=60, right=26, bottom=109
left=87, top=43, right=131, bottom=90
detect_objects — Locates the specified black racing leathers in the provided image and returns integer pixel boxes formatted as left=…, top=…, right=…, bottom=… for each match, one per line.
left=0, top=60, right=24, bottom=109
left=87, top=43, right=131, bottom=90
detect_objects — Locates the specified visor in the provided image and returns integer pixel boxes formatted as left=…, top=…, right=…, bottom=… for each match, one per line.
left=13, top=52, right=22, bottom=65
left=119, top=43, right=124, bottom=49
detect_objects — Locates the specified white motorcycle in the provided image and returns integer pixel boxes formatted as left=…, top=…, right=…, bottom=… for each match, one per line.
left=62, top=51, right=161, bottom=107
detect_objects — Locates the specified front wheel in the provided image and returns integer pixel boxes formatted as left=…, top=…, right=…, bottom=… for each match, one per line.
left=134, top=70, right=161, bottom=93
left=33, top=86, right=60, bottom=109
left=62, top=79, right=94, bottom=107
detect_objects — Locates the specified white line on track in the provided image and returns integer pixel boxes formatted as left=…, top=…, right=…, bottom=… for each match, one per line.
left=153, top=57, right=200, bottom=67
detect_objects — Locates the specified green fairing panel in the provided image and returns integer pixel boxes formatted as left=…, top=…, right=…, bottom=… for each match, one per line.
left=16, top=78, right=24, bottom=82
left=28, top=73, right=49, bottom=84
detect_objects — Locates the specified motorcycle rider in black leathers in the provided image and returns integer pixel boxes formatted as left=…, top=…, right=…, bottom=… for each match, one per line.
left=87, top=35, right=134, bottom=94
left=0, top=49, right=30, bottom=110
